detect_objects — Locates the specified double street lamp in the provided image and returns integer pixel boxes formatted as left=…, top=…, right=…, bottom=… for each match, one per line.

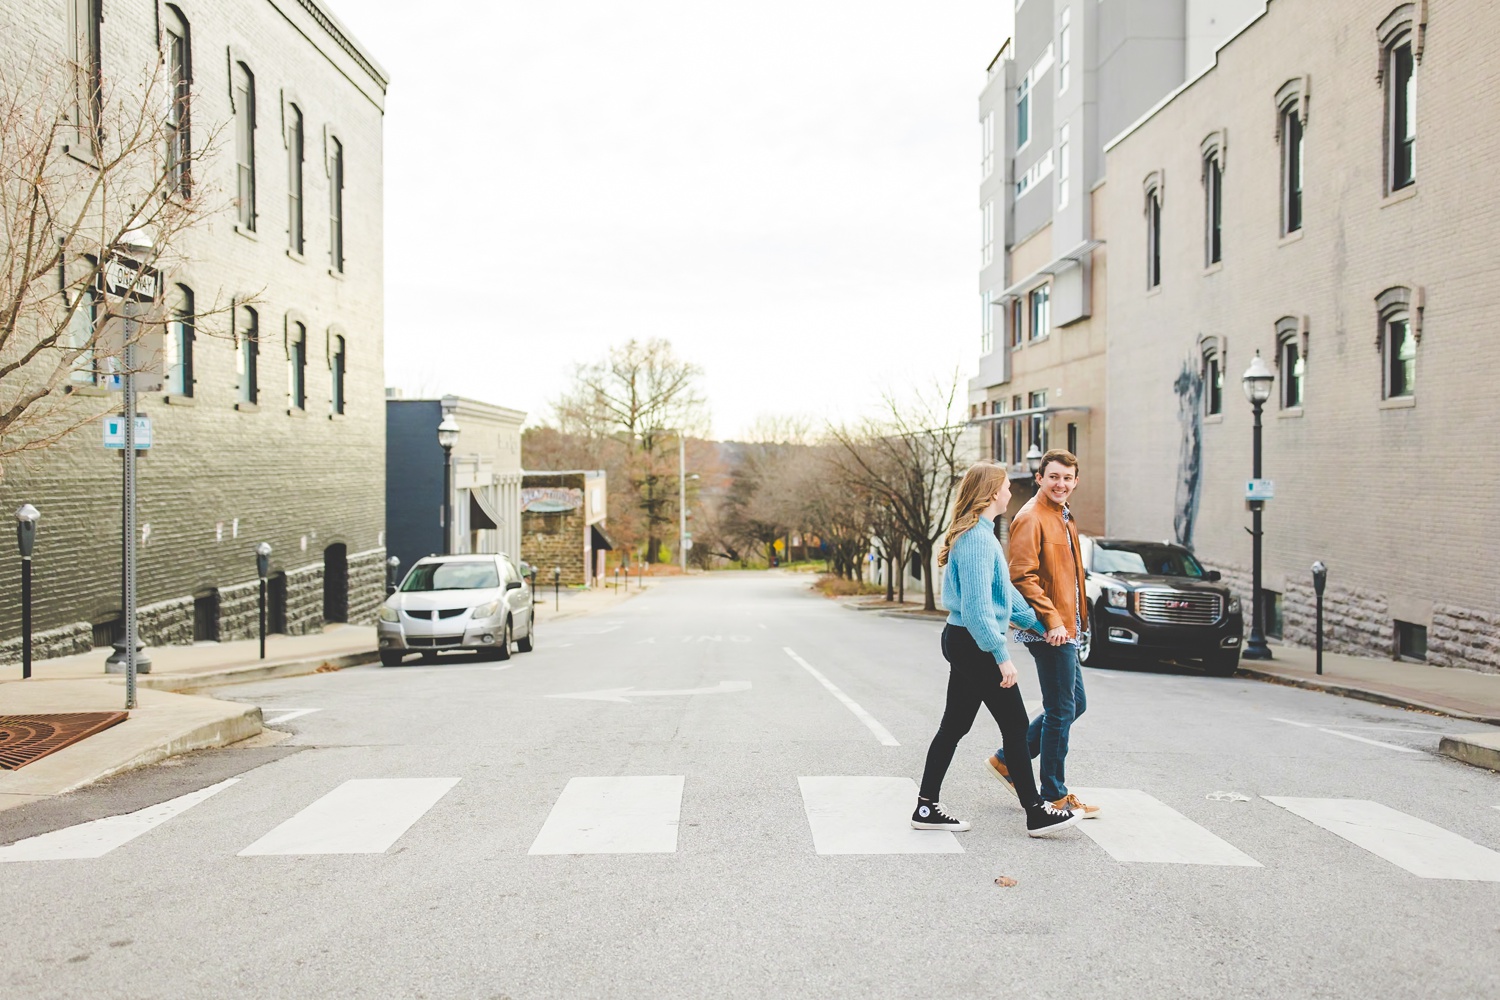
left=437, top=413, right=460, bottom=556
left=1241, top=352, right=1275, bottom=661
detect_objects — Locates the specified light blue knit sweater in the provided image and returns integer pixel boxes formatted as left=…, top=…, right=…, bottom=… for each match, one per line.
left=942, top=516, right=1042, bottom=661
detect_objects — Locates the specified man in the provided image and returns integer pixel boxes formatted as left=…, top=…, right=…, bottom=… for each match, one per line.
left=985, top=448, right=1100, bottom=819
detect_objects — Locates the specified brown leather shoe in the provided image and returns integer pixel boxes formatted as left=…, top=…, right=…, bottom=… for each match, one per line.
left=1051, top=793, right=1100, bottom=819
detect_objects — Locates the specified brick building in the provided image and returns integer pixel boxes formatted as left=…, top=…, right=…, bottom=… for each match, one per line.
left=521, top=472, right=610, bottom=588
left=0, top=0, right=388, bottom=663
left=1102, top=0, right=1500, bottom=670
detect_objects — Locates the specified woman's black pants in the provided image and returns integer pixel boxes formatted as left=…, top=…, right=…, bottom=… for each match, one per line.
left=918, top=624, right=1042, bottom=807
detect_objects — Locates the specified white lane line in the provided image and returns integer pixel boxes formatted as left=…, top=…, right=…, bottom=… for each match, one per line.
left=239, top=778, right=460, bottom=856
left=1069, top=788, right=1262, bottom=867
left=798, top=776, right=962, bottom=855
left=0, top=779, right=239, bottom=862
left=262, top=708, right=321, bottom=726
left=1264, top=797, right=1500, bottom=881
left=784, top=647, right=899, bottom=747
left=528, top=776, right=683, bottom=855
left=1270, top=717, right=1422, bottom=753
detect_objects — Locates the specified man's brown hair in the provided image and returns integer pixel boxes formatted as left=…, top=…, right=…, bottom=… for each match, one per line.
left=1035, top=448, right=1080, bottom=478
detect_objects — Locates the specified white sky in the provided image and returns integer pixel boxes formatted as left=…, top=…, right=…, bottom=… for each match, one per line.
left=326, top=1, right=1013, bottom=439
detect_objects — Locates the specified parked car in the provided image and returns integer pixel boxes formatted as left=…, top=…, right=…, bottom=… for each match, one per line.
left=1078, top=536, right=1244, bottom=676
left=376, top=553, right=535, bottom=666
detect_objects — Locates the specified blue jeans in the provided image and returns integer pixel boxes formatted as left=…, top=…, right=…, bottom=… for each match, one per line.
left=997, top=641, right=1086, bottom=801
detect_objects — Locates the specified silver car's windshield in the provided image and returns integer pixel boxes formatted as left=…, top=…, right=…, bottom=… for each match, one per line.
left=400, top=562, right=500, bottom=592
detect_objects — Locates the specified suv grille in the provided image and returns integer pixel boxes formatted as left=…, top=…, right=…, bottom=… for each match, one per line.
left=1135, top=589, right=1222, bottom=625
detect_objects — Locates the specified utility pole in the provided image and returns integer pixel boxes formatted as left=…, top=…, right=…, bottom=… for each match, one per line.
left=679, top=433, right=687, bottom=572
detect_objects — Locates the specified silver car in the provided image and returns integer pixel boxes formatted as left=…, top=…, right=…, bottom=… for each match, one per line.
left=376, top=554, right=535, bottom=666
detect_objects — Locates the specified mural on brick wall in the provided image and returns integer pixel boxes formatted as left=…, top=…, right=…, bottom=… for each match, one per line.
left=1172, top=359, right=1204, bottom=549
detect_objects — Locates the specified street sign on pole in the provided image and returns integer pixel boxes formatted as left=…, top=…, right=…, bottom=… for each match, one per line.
left=102, top=415, right=152, bottom=449
left=1245, top=478, right=1275, bottom=501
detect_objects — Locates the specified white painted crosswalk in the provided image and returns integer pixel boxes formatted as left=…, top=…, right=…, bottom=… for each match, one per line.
left=5, top=776, right=1499, bottom=880
left=1264, top=797, right=1500, bottom=882
left=239, top=778, right=461, bottom=856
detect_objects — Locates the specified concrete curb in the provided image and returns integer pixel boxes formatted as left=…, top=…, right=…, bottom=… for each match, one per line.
left=1237, top=665, right=1500, bottom=727
left=1437, top=733, right=1500, bottom=772
left=136, top=650, right=380, bottom=693
left=82, top=703, right=265, bottom=793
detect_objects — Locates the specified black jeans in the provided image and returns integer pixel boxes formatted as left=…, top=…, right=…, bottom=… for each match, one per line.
left=918, top=625, right=1042, bottom=808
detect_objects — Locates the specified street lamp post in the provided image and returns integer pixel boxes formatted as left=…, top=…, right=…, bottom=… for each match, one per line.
left=255, top=543, right=272, bottom=660
left=1025, top=444, right=1043, bottom=477
left=437, top=414, right=460, bottom=556
left=16, top=504, right=39, bottom=679
left=1241, top=352, right=1276, bottom=661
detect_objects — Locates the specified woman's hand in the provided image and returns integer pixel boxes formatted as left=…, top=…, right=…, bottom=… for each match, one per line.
left=1045, top=625, right=1069, bottom=646
left=997, top=658, right=1018, bottom=688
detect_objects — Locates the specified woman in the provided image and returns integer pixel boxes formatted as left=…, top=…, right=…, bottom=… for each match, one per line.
left=912, top=460, right=1080, bottom=837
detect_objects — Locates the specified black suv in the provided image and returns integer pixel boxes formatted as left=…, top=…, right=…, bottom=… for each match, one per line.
left=1078, top=537, right=1244, bottom=676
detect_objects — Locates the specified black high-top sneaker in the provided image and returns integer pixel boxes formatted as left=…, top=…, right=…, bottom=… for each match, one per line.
left=911, top=800, right=972, bottom=831
left=1026, top=799, right=1081, bottom=838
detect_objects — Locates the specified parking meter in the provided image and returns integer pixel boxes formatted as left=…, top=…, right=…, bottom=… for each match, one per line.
left=256, top=542, right=272, bottom=579
left=1311, top=561, right=1327, bottom=675
left=16, top=504, right=39, bottom=559
left=1311, top=561, right=1327, bottom=596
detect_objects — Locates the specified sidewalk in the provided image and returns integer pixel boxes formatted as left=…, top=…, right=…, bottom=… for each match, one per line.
left=1231, top=643, right=1500, bottom=770
left=0, top=583, right=645, bottom=813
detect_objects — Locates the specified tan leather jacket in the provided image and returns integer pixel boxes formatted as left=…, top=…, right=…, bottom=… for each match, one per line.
left=1007, top=493, right=1089, bottom=637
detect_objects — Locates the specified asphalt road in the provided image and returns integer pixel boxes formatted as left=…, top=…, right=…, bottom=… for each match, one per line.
left=3, top=572, right=1498, bottom=1000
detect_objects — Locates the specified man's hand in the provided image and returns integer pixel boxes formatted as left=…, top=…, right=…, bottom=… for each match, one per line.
left=1045, top=625, right=1069, bottom=646
left=997, top=659, right=1018, bottom=688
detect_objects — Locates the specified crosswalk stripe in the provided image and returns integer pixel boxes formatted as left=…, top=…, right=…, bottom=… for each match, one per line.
left=1069, top=787, right=1262, bottom=867
left=238, top=778, right=460, bottom=856
left=798, top=777, right=963, bottom=855
left=528, top=776, right=683, bottom=855
left=0, top=778, right=239, bottom=862
left=1264, top=797, right=1500, bottom=881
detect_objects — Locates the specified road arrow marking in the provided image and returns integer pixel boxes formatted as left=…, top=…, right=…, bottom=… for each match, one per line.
left=547, top=681, right=751, bottom=703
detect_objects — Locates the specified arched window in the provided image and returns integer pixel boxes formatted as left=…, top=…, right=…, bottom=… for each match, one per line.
left=233, top=62, right=257, bottom=229
left=287, top=104, right=304, bottom=253
left=1275, top=78, right=1308, bottom=234
left=162, top=6, right=191, bottom=198
left=66, top=260, right=99, bottom=385
left=328, top=135, right=345, bottom=272
left=330, top=332, right=347, bottom=415
left=1200, top=336, right=1225, bottom=417
left=1200, top=131, right=1226, bottom=265
left=1143, top=172, right=1164, bottom=289
left=1376, top=286, right=1420, bottom=399
left=1275, top=316, right=1306, bottom=410
left=1377, top=6, right=1424, bottom=193
left=165, top=283, right=194, bottom=397
left=288, top=319, right=307, bottom=410
left=237, top=305, right=259, bottom=404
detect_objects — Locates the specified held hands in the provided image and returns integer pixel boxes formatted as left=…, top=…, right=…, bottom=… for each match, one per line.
left=1045, top=625, right=1069, bottom=646
left=996, top=658, right=1018, bottom=688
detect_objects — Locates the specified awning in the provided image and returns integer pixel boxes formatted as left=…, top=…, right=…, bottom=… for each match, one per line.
left=468, top=489, right=502, bottom=530
left=590, top=523, right=615, bottom=551
left=998, top=239, right=1104, bottom=299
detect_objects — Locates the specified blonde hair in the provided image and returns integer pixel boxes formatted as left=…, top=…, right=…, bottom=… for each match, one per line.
left=937, top=460, right=1009, bottom=567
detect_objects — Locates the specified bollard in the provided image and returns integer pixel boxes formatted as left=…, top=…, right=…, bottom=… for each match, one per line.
left=1311, top=561, right=1327, bottom=676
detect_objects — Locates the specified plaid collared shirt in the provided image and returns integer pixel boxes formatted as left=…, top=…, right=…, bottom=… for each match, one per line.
left=1016, top=505, right=1090, bottom=648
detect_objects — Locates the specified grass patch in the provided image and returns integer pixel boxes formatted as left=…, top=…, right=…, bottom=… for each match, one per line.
left=814, top=574, right=883, bottom=597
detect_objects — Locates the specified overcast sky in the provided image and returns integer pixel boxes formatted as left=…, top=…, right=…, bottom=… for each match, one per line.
left=326, top=1, right=1013, bottom=439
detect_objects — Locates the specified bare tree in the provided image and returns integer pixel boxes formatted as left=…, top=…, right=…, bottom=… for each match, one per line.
left=828, top=379, right=966, bottom=611
left=552, top=338, right=707, bottom=562
left=0, top=48, right=230, bottom=480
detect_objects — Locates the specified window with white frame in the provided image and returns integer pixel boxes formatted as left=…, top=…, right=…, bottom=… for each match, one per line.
left=1010, top=394, right=1024, bottom=461
left=1383, top=310, right=1414, bottom=398
left=1017, top=76, right=1031, bottom=149
left=234, top=62, right=256, bottom=230
left=1009, top=298, right=1024, bottom=348
left=991, top=399, right=1009, bottom=462
left=1276, top=318, right=1305, bottom=409
left=1145, top=178, right=1163, bottom=289
left=1016, top=148, right=1054, bottom=199
left=287, top=104, right=304, bottom=254
left=162, top=6, right=191, bottom=198
left=980, top=290, right=996, bottom=354
left=1385, top=32, right=1416, bottom=192
left=67, top=0, right=101, bottom=155
left=1204, top=147, right=1223, bottom=264
left=1028, top=284, right=1050, bottom=341
left=980, top=111, right=995, bottom=181
left=1028, top=391, right=1048, bottom=452
left=65, top=268, right=98, bottom=386
left=1280, top=101, right=1304, bottom=234
left=980, top=201, right=994, bottom=268
left=237, top=306, right=259, bottom=404
left=1058, top=124, right=1070, bottom=209
left=329, top=136, right=345, bottom=271
left=288, top=320, right=307, bottom=410
left=1202, top=341, right=1224, bottom=416
left=331, top=334, right=347, bottom=415
left=165, top=284, right=194, bottom=397
left=1058, top=7, right=1072, bottom=94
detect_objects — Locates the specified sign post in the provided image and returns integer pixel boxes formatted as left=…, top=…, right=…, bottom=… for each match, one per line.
left=100, top=241, right=160, bottom=708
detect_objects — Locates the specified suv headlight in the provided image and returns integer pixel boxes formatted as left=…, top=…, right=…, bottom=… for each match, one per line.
left=377, top=606, right=399, bottom=623
left=470, top=600, right=501, bottom=619
left=1105, top=587, right=1128, bottom=609
left=1227, top=596, right=1241, bottom=614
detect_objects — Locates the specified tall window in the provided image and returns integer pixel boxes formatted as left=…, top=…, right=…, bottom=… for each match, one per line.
left=331, top=335, right=346, bottom=415
left=287, top=105, right=304, bottom=254
left=1028, top=391, right=1048, bottom=452
left=165, top=284, right=194, bottom=397
left=234, top=63, right=257, bottom=230
left=1204, top=152, right=1223, bottom=264
left=1058, top=7, right=1072, bottom=94
left=1028, top=284, right=1050, bottom=341
left=1146, top=184, right=1162, bottom=288
left=1203, top=343, right=1223, bottom=416
left=329, top=137, right=345, bottom=272
left=1280, top=104, right=1304, bottom=234
left=980, top=111, right=995, bottom=181
left=1016, top=76, right=1031, bottom=149
left=1386, top=35, right=1416, bottom=191
left=1009, top=298, right=1024, bottom=348
left=1057, top=124, right=1070, bottom=210
left=980, top=201, right=994, bottom=268
left=1010, top=394, right=1024, bottom=462
left=162, top=7, right=191, bottom=198
left=991, top=399, right=1009, bottom=463
left=1383, top=310, right=1414, bottom=398
left=288, top=321, right=307, bottom=410
left=68, top=0, right=102, bottom=154
left=66, top=276, right=98, bottom=386
left=980, top=291, right=995, bottom=354
left=1278, top=330, right=1304, bottom=409
left=237, top=307, right=259, bottom=404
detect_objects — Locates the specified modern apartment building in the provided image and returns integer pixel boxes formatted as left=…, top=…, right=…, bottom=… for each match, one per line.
left=969, top=1, right=1262, bottom=534
left=0, top=1, right=388, bottom=662
left=1103, top=0, right=1499, bottom=670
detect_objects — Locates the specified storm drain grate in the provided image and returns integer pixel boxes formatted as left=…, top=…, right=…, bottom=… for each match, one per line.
left=0, top=712, right=129, bottom=770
